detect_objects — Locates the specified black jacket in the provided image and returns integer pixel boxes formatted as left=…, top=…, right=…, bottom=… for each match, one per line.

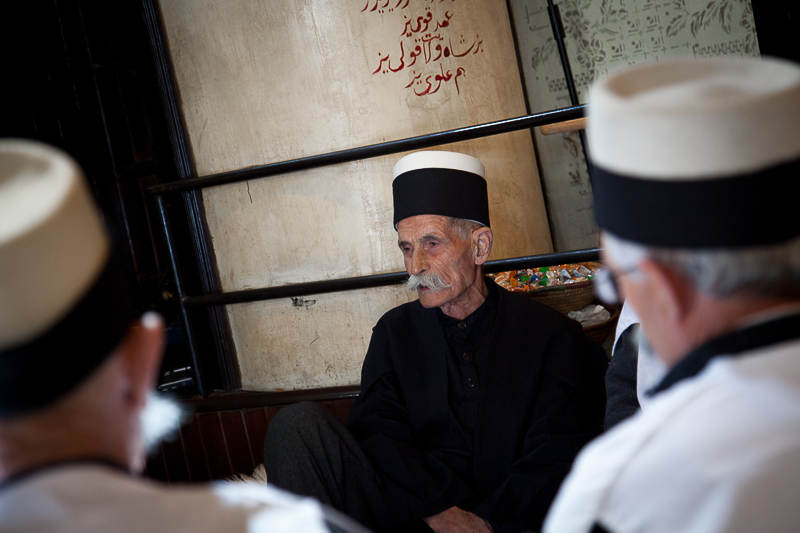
left=346, top=284, right=608, bottom=532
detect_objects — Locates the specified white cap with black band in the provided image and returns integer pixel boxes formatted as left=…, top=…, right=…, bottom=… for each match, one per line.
left=392, top=150, right=490, bottom=229
left=588, top=56, right=800, bottom=248
left=0, top=140, right=134, bottom=417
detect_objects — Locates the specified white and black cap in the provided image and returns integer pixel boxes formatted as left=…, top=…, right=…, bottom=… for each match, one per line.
left=588, top=56, right=800, bottom=248
left=0, top=140, right=134, bottom=417
left=392, top=150, right=490, bottom=228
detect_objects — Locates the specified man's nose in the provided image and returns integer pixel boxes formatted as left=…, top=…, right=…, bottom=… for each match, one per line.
left=408, top=249, right=428, bottom=276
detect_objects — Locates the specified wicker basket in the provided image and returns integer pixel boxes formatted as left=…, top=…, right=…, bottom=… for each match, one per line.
left=522, top=262, right=602, bottom=315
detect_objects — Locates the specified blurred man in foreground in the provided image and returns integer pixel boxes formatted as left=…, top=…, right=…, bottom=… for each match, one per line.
left=0, top=139, right=364, bottom=533
left=544, top=56, right=800, bottom=532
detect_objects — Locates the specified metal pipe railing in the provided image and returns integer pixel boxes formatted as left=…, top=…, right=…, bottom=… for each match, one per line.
left=183, top=248, right=601, bottom=308
left=147, top=105, right=586, bottom=195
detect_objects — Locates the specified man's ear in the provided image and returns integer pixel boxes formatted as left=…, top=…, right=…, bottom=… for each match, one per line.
left=473, top=227, right=493, bottom=266
left=117, top=312, right=166, bottom=410
left=636, top=258, right=696, bottom=328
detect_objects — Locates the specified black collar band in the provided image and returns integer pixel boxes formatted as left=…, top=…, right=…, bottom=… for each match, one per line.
left=650, top=311, right=800, bottom=396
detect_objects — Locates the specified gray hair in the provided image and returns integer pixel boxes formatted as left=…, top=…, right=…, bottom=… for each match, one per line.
left=447, top=217, right=485, bottom=242
left=602, top=232, right=800, bottom=299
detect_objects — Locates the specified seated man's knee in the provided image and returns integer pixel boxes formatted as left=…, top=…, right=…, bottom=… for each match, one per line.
left=264, top=402, right=332, bottom=455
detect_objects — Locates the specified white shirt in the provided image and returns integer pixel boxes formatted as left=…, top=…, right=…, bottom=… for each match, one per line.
left=0, top=462, right=358, bottom=533
left=612, top=302, right=667, bottom=408
left=544, top=335, right=800, bottom=533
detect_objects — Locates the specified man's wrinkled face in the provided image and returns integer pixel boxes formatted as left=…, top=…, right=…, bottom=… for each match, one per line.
left=397, top=215, right=478, bottom=309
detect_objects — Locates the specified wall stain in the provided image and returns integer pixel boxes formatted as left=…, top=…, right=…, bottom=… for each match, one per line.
left=292, top=297, right=317, bottom=308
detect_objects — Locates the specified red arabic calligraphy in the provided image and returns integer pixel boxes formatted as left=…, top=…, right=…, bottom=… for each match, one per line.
left=404, top=64, right=466, bottom=95
left=372, top=32, right=481, bottom=73
left=363, top=3, right=482, bottom=97
left=362, top=0, right=410, bottom=13
left=450, top=35, right=483, bottom=57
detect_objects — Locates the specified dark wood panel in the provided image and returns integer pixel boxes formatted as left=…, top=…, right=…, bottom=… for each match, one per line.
left=241, top=408, right=269, bottom=472
left=219, top=410, right=257, bottom=476
left=178, top=414, right=212, bottom=482
left=196, top=412, right=234, bottom=480
left=159, top=432, right=192, bottom=483
left=184, top=386, right=360, bottom=413
left=145, top=398, right=355, bottom=483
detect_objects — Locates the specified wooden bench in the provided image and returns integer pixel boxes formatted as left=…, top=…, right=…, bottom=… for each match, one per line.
left=145, top=395, right=356, bottom=483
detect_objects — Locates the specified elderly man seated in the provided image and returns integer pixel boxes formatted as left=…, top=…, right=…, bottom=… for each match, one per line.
left=544, top=56, right=800, bottom=532
left=0, top=140, right=364, bottom=533
left=264, top=151, right=608, bottom=533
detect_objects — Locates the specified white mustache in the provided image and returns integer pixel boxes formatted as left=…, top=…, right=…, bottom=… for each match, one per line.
left=406, top=271, right=452, bottom=291
left=140, top=392, right=187, bottom=455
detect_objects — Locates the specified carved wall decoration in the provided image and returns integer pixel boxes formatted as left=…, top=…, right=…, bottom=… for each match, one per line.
left=509, top=0, right=758, bottom=251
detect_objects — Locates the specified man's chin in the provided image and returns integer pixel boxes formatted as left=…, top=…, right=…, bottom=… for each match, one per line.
left=417, top=287, right=445, bottom=308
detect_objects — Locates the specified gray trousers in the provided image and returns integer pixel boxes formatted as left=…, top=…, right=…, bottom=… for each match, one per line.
left=263, top=402, right=387, bottom=532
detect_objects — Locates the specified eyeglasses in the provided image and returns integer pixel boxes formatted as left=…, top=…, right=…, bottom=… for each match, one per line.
left=593, top=266, right=638, bottom=305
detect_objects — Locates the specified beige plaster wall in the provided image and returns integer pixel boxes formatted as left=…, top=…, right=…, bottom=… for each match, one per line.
left=158, top=0, right=552, bottom=390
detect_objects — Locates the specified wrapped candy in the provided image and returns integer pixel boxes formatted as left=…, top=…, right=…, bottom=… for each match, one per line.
left=488, top=263, right=599, bottom=292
